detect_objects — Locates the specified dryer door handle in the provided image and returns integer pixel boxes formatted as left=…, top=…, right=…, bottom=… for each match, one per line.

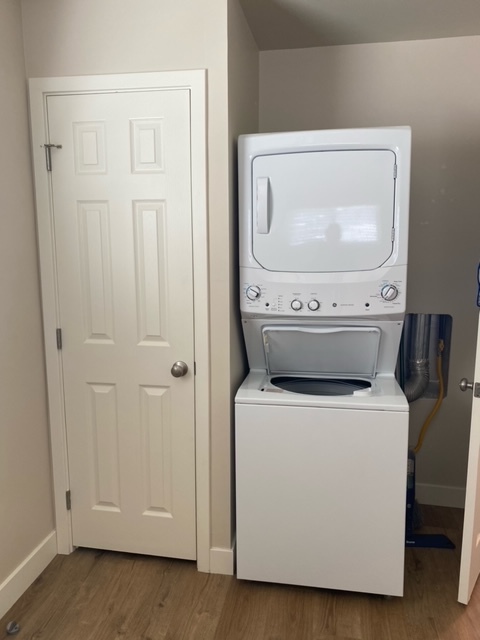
left=256, top=177, right=270, bottom=234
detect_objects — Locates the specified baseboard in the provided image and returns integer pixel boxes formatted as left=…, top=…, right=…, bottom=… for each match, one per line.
left=416, top=482, right=466, bottom=508
left=0, top=531, right=57, bottom=619
left=209, top=543, right=235, bottom=575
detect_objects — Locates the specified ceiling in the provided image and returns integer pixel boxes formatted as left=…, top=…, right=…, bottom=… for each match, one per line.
left=239, top=0, right=480, bottom=50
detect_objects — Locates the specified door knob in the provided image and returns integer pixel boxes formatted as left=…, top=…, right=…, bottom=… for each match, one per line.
left=459, top=378, right=474, bottom=392
left=171, top=361, right=188, bottom=378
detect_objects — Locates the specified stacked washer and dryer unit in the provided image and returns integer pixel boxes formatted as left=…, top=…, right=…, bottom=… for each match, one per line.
left=235, top=127, right=411, bottom=597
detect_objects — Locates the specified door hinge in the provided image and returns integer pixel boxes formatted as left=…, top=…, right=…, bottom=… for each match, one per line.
left=44, top=143, right=62, bottom=171
left=194, top=361, right=197, bottom=375
left=475, top=383, right=480, bottom=398
left=393, top=164, right=398, bottom=179
left=391, top=228, right=395, bottom=243
left=66, top=490, right=71, bottom=511
left=56, top=328, right=62, bottom=350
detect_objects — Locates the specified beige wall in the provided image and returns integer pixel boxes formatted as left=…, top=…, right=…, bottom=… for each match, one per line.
left=260, top=36, right=480, bottom=499
left=21, top=0, right=235, bottom=550
left=226, top=0, right=259, bottom=539
left=0, top=0, right=54, bottom=583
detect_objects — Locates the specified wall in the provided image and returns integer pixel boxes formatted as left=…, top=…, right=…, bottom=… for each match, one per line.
left=259, top=36, right=480, bottom=504
left=0, top=0, right=55, bottom=611
left=227, top=0, right=259, bottom=540
left=20, top=0, right=235, bottom=553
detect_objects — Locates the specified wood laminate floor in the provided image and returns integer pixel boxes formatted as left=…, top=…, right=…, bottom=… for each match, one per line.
left=2, top=506, right=479, bottom=640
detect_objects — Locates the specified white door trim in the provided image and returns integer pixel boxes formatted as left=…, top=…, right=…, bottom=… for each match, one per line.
left=29, top=71, right=211, bottom=572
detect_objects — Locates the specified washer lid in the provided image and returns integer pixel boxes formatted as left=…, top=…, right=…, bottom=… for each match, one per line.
left=252, top=149, right=396, bottom=273
left=262, top=325, right=381, bottom=377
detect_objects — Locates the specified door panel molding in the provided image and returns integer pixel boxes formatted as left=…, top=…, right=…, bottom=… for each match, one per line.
left=29, top=71, right=210, bottom=571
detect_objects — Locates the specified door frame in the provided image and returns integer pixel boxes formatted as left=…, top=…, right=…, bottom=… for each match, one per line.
left=29, top=71, right=211, bottom=571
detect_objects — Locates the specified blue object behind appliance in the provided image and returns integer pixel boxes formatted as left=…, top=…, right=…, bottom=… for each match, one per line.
left=405, top=449, right=455, bottom=549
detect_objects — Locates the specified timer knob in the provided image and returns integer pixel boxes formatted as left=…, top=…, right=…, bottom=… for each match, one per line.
left=381, top=284, right=399, bottom=301
left=246, top=285, right=261, bottom=301
left=291, top=299, right=303, bottom=311
left=308, top=299, right=320, bottom=311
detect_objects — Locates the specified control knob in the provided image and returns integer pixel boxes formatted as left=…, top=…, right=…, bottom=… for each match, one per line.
left=291, top=299, right=303, bottom=311
left=381, top=284, right=399, bottom=302
left=246, top=285, right=261, bottom=301
left=308, top=299, right=320, bottom=311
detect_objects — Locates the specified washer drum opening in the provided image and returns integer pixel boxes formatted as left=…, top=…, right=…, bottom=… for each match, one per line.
left=271, top=376, right=372, bottom=396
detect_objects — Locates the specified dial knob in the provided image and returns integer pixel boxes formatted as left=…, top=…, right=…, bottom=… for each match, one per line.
left=381, top=284, right=399, bottom=302
left=291, top=299, right=303, bottom=311
left=308, top=299, right=320, bottom=311
left=246, top=285, right=261, bottom=301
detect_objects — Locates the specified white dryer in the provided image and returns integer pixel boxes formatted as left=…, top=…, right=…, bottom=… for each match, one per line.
left=235, top=127, right=411, bottom=597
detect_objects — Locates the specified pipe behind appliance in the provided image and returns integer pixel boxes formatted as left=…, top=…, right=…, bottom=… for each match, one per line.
left=404, top=314, right=431, bottom=403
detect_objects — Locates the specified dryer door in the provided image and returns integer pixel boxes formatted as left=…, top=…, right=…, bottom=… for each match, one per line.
left=252, top=149, right=396, bottom=273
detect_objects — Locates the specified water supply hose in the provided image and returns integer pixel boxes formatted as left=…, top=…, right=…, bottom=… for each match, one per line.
left=413, top=339, right=445, bottom=454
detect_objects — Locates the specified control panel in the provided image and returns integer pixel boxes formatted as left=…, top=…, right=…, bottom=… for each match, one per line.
left=241, top=278, right=406, bottom=317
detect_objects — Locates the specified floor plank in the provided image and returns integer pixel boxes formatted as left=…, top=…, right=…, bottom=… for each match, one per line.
left=2, top=506, right=480, bottom=640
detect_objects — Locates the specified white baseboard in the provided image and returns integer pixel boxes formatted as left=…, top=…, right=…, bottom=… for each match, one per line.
left=416, top=482, right=466, bottom=509
left=0, top=531, right=57, bottom=619
left=209, top=544, right=235, bottom=575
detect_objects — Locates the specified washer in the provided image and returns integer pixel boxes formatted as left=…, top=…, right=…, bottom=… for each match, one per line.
left=236, top=372, right=408, bottom=597
left=235, top=127, right=411, bottom=596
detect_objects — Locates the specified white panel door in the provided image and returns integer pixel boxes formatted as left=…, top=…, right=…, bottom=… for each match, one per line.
left=459, top=312, right=480, bottom=603
left=46, top=90, right=196, bottom=559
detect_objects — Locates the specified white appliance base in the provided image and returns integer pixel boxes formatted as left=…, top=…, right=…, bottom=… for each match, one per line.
left=235, top=402, right=408, bottom=597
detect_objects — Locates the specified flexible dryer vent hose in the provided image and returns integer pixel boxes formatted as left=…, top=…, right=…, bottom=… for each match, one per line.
left=404, top=360, right=430, bottom=402
left=404, top=314, right=431, bottom=403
